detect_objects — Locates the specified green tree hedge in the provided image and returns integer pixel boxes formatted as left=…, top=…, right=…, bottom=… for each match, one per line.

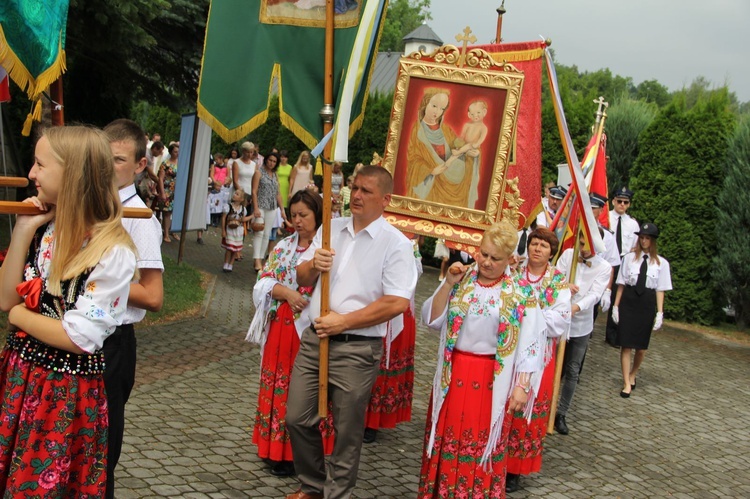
left=605, top=98, right=657, bottom=191
left=629, top=91, right=736, bottom=324
left=712, top=116, right=750, bottom=328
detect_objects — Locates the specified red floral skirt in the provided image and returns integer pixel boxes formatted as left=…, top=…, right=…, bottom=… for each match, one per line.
left=252, top=302, right=334, bottom=461
left=418, top=349, right=512, bottom=499
left=0, top=343, right=108, bottom=496
left=506, top=340, right=557, bottom=475
left=365, top=308, right=416, bottom=430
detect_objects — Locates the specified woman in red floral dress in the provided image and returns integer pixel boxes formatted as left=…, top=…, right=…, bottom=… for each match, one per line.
left=246, top=190, right=333, bottom=477
left=418, top=222, right=553, bottom=498
left=0, top=126, right=137, bottom=496
left=506, top=228, right=571, bottom=493
left=363, top=235, right=422, bottom=443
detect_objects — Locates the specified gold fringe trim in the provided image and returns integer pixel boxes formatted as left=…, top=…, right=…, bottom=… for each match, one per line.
left=0, top=26, right=66, bottom=100
left=197, top=0, right=387, bottom=151
left=487, top=47, right=544, bottom=64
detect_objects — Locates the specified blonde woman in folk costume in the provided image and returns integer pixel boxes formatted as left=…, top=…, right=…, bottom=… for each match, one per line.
left=406, top=88, right=480, bottom=209
left=419, top=221, right=553, bottom=498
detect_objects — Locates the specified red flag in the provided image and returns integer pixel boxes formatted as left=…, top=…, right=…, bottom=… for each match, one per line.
left=0, top=67, right=10, bottom=103
left=589, top=134, right=609, bottom=228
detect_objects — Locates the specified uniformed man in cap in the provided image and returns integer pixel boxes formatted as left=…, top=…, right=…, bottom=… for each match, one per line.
left=536, top=185, right=567, bottom=228
left=608, top=187, right=639, bottom=258
left=605, top=186, right=639, bottom=344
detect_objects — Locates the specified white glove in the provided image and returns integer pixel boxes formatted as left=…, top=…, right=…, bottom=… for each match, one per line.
left=653, top=312, right=663, bottom=331
left=612, top=306, right=619, bottom=324
left=600, top=289, right=611, bottom=312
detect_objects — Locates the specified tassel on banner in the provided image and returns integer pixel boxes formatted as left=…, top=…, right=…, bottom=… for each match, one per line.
left=21, top=99, right=42, bottom=136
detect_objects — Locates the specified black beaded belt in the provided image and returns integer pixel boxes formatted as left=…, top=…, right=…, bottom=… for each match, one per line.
left=328, top=333, right=380, bottom=342
left=7, top=331, right=106, bottom=375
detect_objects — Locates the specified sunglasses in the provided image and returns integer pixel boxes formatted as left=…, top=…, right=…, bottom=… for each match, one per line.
left=614, top=199, right=630, bottom=205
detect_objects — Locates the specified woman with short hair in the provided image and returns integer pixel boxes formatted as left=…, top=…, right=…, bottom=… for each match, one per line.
left=418, top=221, right=555, bottom=497
left=505, top=227, right=571, bottom=493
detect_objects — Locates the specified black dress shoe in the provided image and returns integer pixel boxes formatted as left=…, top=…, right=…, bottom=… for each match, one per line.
left=270, top=461, right=296, bottom=477
left=506, top=473, right=521, bottom=493
left=620, top=390, right=631, bottom=398
left=554, top=414, right=569, bottom=435
left=631, top=379, right=636, bottom=390
left=363, top=428, right=378, bottom=444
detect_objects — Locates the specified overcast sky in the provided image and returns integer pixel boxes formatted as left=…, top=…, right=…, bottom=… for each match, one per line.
left=428, top=0, right=749, bottom=103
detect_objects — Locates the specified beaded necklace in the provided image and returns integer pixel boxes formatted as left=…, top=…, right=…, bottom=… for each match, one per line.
left=525, top=263, right=547, bottom=284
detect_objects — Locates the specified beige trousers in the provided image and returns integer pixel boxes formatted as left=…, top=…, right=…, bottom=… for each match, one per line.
left=286, top=328, right=383, bottom=499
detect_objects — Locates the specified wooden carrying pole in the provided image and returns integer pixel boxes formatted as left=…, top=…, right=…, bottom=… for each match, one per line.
left=318, top=0, right=335, bottom=418
left=547, top=225, right=582, bottom=434
left=0, top=201, right=153, bottom=219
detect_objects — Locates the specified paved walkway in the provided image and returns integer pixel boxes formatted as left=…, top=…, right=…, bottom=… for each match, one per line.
left=116, top=225, right=750, bottom=498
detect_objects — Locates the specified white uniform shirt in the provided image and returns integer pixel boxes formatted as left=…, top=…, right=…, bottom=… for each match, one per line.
left=616, top=252, right=672, bottom=291
left=119, top=184, right=164, bottom=324
left=599, top=227, right=622, bottom=268
left=608, top=211, right=640, bottom=257
left=297, top=217, right=417, bottom=337
left=557, top=249, right=612, bottom=338
left=536, top=206, right=556, bottom=228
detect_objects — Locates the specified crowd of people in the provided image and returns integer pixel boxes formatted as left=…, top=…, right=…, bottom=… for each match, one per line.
left=0, top=121, right=673, bottom=498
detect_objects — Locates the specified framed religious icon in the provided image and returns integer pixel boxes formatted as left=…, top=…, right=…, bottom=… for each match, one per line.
left=382, top=29, right=526, bottom=248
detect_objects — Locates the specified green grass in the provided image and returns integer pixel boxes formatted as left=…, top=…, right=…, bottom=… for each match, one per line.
left=0, top=256, right=207, bottom=344
left=139, top=255, right=207, bottom=327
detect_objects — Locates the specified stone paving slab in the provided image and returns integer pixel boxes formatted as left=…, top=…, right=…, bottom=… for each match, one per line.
left=115, top=225, right=750, bottom=498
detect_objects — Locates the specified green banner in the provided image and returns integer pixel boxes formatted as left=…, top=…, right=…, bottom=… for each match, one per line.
left=197, top=0, right=385, bottom=147
left=0, top=0, right=69, bottom=98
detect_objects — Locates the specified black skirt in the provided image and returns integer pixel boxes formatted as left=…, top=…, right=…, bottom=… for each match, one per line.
left=615, top=285, right=656, bottom=350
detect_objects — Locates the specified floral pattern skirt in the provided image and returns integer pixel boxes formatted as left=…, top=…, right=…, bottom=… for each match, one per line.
left=418, top=349, right=512, bottom=499
left=0, top=346, right=108, bottom=496
left=252, top=302, right=334, bottom=461
left=506, top=339, right=557, bottom=475
left=365, top=308, right=416, bottom=430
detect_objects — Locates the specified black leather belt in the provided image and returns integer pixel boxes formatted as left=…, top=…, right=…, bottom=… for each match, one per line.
left=310, top=326, right=379, bottom=343
left=329, top=333, right=380, bottom=342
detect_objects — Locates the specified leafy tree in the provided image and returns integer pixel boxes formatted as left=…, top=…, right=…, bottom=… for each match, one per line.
left=62, top=0, right=208, bottom=126
left=634, top=79, right=671, bottom=108
left=347, top=92, right=393, bottom=168
left=629, top=90, right=736, bottom=324
left=379, top=0, right=432, bottom=53
left=604, top=98, right=657, bottom=191
left=712, top=115, right=750, bottom=329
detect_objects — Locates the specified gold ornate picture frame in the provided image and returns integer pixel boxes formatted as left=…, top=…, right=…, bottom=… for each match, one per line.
left=383, top=30, right=526, bottom=247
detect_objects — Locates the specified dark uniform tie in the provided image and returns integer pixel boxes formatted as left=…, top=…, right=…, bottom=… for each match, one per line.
left=615, top=215, right=623, bottom=255
left=517, top=229, right=528, bottom=256
left=635, top=254, right=648, bottom=295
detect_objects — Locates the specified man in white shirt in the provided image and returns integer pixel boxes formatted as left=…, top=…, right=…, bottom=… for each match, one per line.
left=104, top=120, right=165, bottom=499
left=536, top=185, right=566, bottom=228
left=553, top=231, right=611, bottom=435
left=286, top=166, right=417, bottom=499
left=606, top=186, right=639, bottom=343
left=608, top=186, right=639, bottom=258
left=590, top=193, right=621, bottom=315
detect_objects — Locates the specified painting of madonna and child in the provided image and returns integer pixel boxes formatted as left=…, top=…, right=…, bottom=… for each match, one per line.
left=390, top=78, right=510, bottom=213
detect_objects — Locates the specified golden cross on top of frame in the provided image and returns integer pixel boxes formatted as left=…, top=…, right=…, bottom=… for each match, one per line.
left=456, top=26, right=477, bottom=68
